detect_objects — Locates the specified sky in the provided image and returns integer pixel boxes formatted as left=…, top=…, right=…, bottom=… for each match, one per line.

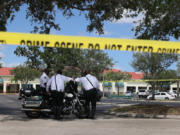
left=0, top=6, right=178, bottom=71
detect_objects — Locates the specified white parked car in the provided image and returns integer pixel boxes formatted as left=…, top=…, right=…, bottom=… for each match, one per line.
left=169, top=90, right=177, bottom=98
left=138, top=90, right=149, bottom=98
left=125, top=91, right=132, bottom=96
left=147, top=92, right=175, bottom=100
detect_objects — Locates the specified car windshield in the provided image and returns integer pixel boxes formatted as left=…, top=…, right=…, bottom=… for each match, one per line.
left=139, top=90, right=145, bottom=92
left=161, top=93, right=166, bottom=95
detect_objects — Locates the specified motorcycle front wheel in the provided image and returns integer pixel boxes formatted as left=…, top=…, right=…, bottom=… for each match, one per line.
left=75, top=104, right=85, bottom=118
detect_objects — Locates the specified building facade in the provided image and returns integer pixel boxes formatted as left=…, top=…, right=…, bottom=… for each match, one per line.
left=0, top=67, right=40, bottom=93
left=0, top=67, right=178, bottom=94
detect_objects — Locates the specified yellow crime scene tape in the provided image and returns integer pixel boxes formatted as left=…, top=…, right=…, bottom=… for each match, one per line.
left=0, top=31, right=180, bottom=54
left=0, top=32, right=180, bottom=82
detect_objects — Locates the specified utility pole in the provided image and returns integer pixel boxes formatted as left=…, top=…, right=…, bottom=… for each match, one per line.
left=176, top=55, right=180, bottom=99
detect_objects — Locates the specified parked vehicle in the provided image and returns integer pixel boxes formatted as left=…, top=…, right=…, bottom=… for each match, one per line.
left=18, top=84, right=36, bottom=100
left=125, top=91, right=132, bottom=96
left=138, top=90, right=149, bottom=98
left=21, top=81, right=86, bottom=119
left=169, top=90, right=177, bottom=98
left=147, top=92, right=175, bottom=100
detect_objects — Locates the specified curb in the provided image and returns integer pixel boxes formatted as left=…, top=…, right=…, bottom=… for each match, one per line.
left=107, top=111, right=180, bottom=119
left=131, top=99, right=180, bottom=103
left=103, top=98, right=180, bottom=103
left=97, top=102, right=137, bottom=107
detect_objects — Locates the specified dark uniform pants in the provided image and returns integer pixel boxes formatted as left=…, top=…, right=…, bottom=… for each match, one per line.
left=51, top=91, right=64, bottom=107
left=84, top=88, right=97, bottom=118
left=51, top=90, right=64, bottom=119
left=39, top=87, right=46, bottom=95
left=39, top=87, right=48, bottom=101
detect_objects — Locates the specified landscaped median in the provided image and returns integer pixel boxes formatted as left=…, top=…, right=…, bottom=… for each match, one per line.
left=108, top=104, right=180, bottom=119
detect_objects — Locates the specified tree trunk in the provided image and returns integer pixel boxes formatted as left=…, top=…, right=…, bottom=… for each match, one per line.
left=177, top=81, right=180, bottom=99
left=152, top=84, right=155, bottom=100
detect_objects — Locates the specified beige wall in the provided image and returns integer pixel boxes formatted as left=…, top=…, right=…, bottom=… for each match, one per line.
left=0, top=75, right=40, bottom=93
left=1, top=75, right=178, bottom=93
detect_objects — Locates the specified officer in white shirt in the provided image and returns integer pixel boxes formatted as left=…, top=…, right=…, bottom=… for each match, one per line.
left=40, top=69, right=49, bottom=94
left=75, top=70, right=99, bottom=119
left=46, top=69, right=72, bottom=119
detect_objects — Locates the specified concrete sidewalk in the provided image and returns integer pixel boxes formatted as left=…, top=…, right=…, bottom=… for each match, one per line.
left=0, top=116, right=180, bottom=135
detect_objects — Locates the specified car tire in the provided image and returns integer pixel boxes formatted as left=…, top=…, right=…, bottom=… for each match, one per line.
left=165, top=97, right=169, bottom=100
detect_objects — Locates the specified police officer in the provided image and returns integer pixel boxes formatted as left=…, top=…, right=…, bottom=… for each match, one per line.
left=40, top=69, right=49, bottom=94
left=46, top=69, right=72, bottom=119
left=75, top=70, right=99, bottom=119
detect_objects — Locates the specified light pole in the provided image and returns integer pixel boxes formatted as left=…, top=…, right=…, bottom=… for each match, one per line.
left=102, top=70, right=105, bottom=97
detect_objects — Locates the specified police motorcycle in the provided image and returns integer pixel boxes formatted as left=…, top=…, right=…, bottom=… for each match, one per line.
left=21, top=81, right=85, bottom=119
left=20, top=84, right=48, bottom=118
left=62, top=81, right=86, bottom=118
left=18, top=84, right=36, bottom=100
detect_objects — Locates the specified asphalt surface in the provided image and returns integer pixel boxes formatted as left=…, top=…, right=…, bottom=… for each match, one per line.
left=1, top=94, right=180, bottom=135
left=0, top=94, right=22, bottom=116
left=0, top=94, right=118, bottom=120
left=1, top=94, right=180, bottom=118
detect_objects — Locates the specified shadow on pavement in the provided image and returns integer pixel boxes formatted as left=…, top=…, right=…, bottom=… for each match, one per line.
left=3, top=95, right=180, bottom=122
left=0, top=105, right=32, bottom=122
left=0, top=114, right=31, bottom=122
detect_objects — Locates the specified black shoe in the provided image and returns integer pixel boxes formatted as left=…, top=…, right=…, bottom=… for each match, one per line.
left=85, top=115, right=90, bottom=119
left=89, top=116, right=95, bottom=119
left=55, top=115, right=63, bottom=120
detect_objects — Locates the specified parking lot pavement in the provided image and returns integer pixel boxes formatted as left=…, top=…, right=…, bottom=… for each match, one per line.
left=1, top=94, right=180, bottom=135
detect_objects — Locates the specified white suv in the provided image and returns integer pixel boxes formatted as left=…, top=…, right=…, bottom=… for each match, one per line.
left=147, top=92, right=175, bottom=100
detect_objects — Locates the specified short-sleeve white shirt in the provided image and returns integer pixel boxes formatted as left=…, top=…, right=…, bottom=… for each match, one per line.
left=40, top=72, right=49, bottom=88
left=46, top=74, right=72, bottom=92
left=75, top=74, right=99, bottom=91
